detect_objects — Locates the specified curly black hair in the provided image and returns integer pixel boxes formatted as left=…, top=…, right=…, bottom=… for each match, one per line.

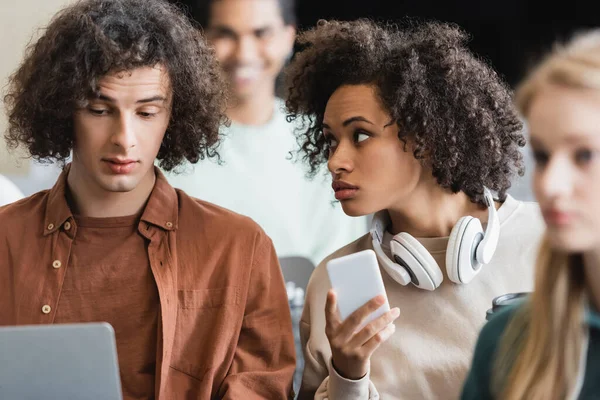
left=4, top=0, right=227, bottom=171
left=285, top=19, right=526, bottom=205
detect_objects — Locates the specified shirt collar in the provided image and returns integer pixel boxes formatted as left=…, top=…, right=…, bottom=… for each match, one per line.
left=43, top=164, right=178, bottom=235
left=43, top=165, right=74, bottom=235
left=140, top=167, right=178, bottom=232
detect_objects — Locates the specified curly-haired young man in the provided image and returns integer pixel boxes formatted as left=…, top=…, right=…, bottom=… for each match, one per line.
left=0, top=1, right=295, bottom=398
left=285, top=20, right=544, bottom=399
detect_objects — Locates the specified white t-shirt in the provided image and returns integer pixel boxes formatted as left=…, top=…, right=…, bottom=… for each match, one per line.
left=164, top=99, right=367, bottom=266
left=0, top=174, right=24, bottom=207
left=300, top=195, right=545, bottom=399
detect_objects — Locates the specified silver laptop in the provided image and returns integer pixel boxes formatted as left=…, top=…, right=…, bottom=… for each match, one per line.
left=0, top=322, right=122, bottom=400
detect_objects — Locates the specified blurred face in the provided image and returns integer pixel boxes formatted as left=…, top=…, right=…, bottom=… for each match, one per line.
left=324, top=84, right=424, bottom=216
left=206, top=0, right=295, bottom=101
left=72, top=65, right=171, bottom=194
left=529, top=84, right=600, bottom=252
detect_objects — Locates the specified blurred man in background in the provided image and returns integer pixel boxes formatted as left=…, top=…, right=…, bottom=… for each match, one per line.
left=166, top=0, right=368, bottom=267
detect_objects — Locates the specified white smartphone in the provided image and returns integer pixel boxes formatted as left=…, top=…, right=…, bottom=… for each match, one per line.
left=326, top=249, right=391, bottom=327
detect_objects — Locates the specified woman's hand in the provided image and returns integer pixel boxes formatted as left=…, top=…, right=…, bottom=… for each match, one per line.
left=325, top=289, right=400, bottom=380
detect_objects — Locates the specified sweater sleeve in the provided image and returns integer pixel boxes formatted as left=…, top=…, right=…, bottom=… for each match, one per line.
left=297, top=265, right=380, bottom=400
left=313, top=360, right=378, bottom=399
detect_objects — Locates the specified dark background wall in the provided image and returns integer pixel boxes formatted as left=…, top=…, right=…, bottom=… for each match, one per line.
left=297, top=0, right=598, bottom=86
left=177, top=0, right=598, bottom=87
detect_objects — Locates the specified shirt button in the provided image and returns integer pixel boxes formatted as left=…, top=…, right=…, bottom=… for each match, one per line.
left=52, top=260, right=62, bottom=269
left=42, top=305, right=51, bottom=314
left=166, top=222, right=173, bottom=228
left=64, top=221, right=71, bottom=231
left=47, top=223, right=54, bottom=230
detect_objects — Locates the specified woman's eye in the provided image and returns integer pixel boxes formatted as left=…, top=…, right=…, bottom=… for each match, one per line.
left=325, top=135, right=338, bottom=147
left=325, top=136, right=338, bottom=155
left=356, top=132, right=370, bottom=143
left=574, top=148, right=595, bottom=166
left=532, top=150, right=548, bottom=167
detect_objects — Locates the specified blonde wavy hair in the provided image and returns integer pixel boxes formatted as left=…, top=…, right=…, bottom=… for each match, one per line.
left=492, top=30, right=600, bottom=400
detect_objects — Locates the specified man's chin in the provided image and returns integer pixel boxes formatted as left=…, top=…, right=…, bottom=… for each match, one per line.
left=231, top=87, right=257, bottom=102
left=98, top=176, right=139, bottom=193
left=229, top=80, right=264, bottom=101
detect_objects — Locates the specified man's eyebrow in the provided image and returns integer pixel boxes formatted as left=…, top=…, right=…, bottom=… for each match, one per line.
left=97, top=94, right=116, bottom=102
left=95, top=94, right=167, bottom=104
left=135, top=96, right=167, bottom=104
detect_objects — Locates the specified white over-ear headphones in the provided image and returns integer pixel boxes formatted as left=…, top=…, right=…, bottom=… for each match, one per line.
left=370, top=187, right=500, bottom=291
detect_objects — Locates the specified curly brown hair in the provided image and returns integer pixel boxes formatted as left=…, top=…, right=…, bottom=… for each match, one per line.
left=285, top=19, right=525, bottom=204
left=4, top=0, right=227, bottom=171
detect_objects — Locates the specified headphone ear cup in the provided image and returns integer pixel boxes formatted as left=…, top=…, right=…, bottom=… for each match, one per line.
left=446, top=216, right=484, bottom=284
left=392, top=233, right=443, bottom=291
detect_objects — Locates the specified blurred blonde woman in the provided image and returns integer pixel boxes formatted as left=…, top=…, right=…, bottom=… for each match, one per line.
left=462, top=30, right=600, bottom=400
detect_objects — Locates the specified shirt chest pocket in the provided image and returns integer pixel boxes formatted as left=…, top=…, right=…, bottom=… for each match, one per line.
left=170, top=287, right=243, bottom=381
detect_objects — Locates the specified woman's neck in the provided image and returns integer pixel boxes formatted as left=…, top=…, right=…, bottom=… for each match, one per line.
left=386, top=187, right=491, bottom=238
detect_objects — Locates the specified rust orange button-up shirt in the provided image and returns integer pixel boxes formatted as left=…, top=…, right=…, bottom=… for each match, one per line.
left=0, top=166, right=296, bottom=399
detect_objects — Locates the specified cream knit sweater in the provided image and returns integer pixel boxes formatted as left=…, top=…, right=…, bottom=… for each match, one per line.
left=299, top=195, right=544, bottom=399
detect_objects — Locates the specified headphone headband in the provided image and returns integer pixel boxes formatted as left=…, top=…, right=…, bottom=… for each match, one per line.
left=370, top=212, right=411, bottom=285
left=369, top=187, right=499, bottom=288
left=476, top=188, right=500, bottom=264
